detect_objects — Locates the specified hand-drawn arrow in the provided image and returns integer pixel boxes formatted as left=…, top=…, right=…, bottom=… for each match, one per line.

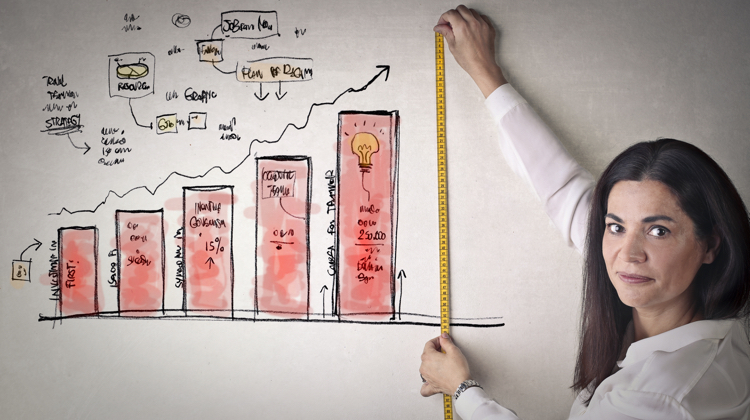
left=254, top=83, right=269, bottom=101
left=397, top=269, right=406, bottom=320
left=361, top=65, right=390, bottom=90
left=20, top=239, right=42, bottom=261
left=128, top=98, right=153, bottom=129
left=276, top=81, right=287, bottom=100
left=320, top=285, right=329, bottom=318
left=51, top=64, right=393, bottom=215
left=66, top=133, right=90, bottom=154
left=205, top=257, right=215, bottom=269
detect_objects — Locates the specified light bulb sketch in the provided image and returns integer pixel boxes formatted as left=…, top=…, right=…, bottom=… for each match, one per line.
left=351, top=132, right=380, bottom=201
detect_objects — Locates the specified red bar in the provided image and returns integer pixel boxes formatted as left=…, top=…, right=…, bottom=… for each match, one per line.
left=58, top=227, right=99, bottom=316
left=255, top=156, right=311, bottom=319
left=183, top=186, right=234, bottom=317
left=337, top=111, right=399, bottom=319
left=116, top=210, right=165, bottom=316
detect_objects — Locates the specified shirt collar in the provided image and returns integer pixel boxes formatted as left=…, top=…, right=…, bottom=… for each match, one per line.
left=617, top=319, right=734, bottom=368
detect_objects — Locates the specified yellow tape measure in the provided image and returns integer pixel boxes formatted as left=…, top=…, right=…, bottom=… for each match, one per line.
left=434, top=32, right=453, bottom=420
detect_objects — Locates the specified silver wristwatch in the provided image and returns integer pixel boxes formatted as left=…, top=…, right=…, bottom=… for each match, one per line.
left=454, top=379, right=482, bottom=400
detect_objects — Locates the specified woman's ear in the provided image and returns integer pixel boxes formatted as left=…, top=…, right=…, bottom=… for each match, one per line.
left=702, top=228, right=721, bottom=265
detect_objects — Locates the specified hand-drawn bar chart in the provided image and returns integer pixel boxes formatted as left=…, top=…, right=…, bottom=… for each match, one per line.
left=58, top=227, right=100, bottom=317
left=336, top=111, right=400, bottom=320
left=115, top=210, right=166, bottom=316
left=37, top=108, right=502, bottom=328
left=183, top=186, right=235, bottom=318
left=255, top=156, right=312, bottom=319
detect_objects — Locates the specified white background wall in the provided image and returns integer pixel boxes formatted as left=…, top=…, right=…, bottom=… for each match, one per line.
left=1, top=1, right=748, bottom=418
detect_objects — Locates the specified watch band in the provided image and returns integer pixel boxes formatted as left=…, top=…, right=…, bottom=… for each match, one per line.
left=454, top=379, right=482, bottom=400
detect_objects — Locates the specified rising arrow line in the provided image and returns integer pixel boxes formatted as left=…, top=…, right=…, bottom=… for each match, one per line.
left=19, top=239, right=43, bottom=260
left=50, top=65, right=392, bottom=216
left=66, top=133, right=91, bottom=154
left=128, top=98, right=153, bottom=130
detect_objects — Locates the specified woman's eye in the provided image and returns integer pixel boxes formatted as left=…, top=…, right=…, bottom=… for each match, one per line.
left=648, top=226, right=669, bottom=237
left=607, top=223, right=623, bottom=234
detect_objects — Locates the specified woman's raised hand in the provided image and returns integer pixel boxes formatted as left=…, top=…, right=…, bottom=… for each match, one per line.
left=434, top=5, right=507, bottom=98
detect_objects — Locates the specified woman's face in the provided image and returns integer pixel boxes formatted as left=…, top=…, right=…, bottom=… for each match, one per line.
left=602, top=180, right=717, bottom=315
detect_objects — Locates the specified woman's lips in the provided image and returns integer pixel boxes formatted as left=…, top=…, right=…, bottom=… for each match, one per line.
left=617, top=272, right=654, bottom=284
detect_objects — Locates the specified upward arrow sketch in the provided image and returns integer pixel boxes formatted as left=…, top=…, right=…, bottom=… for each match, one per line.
left=320, top=285, right=329, bottom=318
left=51, top=65, right=393, bottom=215
left=397, top=269, right=406, bottom=320
left=19, top=239, right=43, bottom=260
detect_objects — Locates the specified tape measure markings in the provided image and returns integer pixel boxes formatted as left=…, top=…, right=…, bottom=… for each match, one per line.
left=435, top=31, right=453, bottom=420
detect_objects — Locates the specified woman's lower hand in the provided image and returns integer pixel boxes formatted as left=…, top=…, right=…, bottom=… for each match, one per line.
left=419, top=333, right=471, bottom=397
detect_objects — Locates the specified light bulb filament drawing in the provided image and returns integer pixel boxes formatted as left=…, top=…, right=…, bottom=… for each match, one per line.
left=351, top=132, right=380, bottom=201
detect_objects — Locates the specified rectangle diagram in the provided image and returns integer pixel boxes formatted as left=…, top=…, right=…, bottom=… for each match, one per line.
left=220, top=11, right=279, bottom=39
left=58, top=227, right=99, bottom=317
left=197, top=40, right=223, bottom=63
left=237, top=57, right=313, bottom=83
left=116, top=210, right=165, bottom=316
left=108, top=52, right=155, bottom=99
left=183, top=186, right=234, bottom=317
left=336, top=111, right=400, bottom=320
left=256, top=156, right=311, bottom=319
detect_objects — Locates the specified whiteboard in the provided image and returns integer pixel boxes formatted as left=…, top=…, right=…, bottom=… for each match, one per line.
left=1, top=1, right=749, bottom=419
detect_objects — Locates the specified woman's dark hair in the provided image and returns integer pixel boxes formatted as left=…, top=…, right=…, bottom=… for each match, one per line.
left=572, top=138, right=750, bottom=403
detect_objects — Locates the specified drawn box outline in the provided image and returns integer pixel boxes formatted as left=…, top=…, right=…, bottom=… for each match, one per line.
left=11, top=260, right=31, bottom=282
left=115, top=209, right=167, bottom=317
left=182, top=185, right=235, bottom=318
left=254, top=155, right=312, bottom=319
left=108, top=52, right=155, bottom=99
left=219, top=10, right=280, bottom=40
left=188, top=112, right=208, bottom=130
left=156, top=113, right=178, bottom=134
left=261, top=167, right=297, bottom=200
left=235, top=57, right=313, bottom=84
left=58, top=226, right=100, bottom=317
left=196, top=39, right=224, bottom=63
left=334, top=110, right=400, bottom=320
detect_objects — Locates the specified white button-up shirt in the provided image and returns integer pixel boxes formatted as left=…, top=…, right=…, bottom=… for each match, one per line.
left=454, top=84, right=750, bottom=420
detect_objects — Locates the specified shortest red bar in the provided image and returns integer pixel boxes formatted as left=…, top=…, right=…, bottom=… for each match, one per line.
left=59, top=227, right=99, bottom=317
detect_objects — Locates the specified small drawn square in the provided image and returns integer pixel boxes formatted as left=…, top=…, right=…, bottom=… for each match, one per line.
left=156, top=114, right=178, bottom=134
left=188, top=112, right=207, bottom=130
left=11, top=260, right=31, bottom=282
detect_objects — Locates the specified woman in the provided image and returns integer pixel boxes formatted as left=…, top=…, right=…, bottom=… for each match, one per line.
left=420, top=6, right=750, bottom=419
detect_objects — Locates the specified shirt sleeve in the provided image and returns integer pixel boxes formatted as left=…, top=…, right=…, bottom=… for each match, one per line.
left=569, top=390, right=694, bottom=420
left=454, top=387, right=521, bottom=420
left=484, top=84, right=595, bottom=253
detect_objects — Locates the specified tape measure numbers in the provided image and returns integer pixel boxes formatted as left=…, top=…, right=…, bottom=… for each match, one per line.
left=434, top=32, right=453, bottom=420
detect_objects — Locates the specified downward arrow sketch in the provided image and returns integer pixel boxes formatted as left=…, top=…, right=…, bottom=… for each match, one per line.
left=275, top=81, right=287, bottom=100
left=254, top=83, right=269, bottom=101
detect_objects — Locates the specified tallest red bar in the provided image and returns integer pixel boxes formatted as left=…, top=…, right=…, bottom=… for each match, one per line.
left=336, top=111, right=400, bottom=320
